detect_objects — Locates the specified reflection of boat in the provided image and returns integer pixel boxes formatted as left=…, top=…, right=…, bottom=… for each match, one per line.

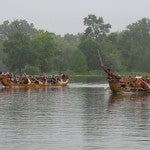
left=108, top=92, right=150, bottom=112
left=0, top=75, right=69, bottom=88
left=100, top=65, right=150, bottom=93
left=109, top=92, right=150, bottom=103
left=109, top=92, right=150, bottom=104
left=0, top=85, right=69, bottom=93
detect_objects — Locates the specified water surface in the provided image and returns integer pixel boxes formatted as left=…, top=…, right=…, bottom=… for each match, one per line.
left=0, top=82, right=150, bottom=150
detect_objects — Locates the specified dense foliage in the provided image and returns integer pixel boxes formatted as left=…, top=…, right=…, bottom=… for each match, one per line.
left=0, top=16, right=150, bottom=74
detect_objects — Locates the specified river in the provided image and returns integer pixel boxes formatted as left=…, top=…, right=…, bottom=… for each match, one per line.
left=0, top=80, right=150, bottom=150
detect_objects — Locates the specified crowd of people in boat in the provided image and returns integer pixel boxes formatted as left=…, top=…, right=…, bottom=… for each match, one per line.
left=0, top=71, right=69, bottom=85
left=110, top=75, right=150, bottom=91
left=100, top=64, right=150, bottom=91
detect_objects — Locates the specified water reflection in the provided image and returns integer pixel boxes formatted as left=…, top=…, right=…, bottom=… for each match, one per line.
left=0, top=86, right=69, bottom=95
left=108, top=92, right=150, bottom=112
left=107, top=92, right=150, bottom=147
left=109, top=92, right=150, bottom=103
left=0, top=84, right=150, bottom=150
left=0, top=86, right=71, bottom=150
left=108, top=92, right=150, bottom=113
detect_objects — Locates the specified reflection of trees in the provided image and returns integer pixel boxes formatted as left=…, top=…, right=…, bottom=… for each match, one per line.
left=0, top=86, right=69, bottom=149
left=0, top=86, right=150, bottom=149
left=82, top=88, right=106, bottom=115
left=81, top=89, right=150, bottom=148
left=81, top=88, right=108, bottom=145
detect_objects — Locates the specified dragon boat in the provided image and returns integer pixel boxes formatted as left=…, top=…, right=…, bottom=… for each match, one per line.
left=0, top=74, right=70, bottom=88
left=100, top=65, right=150, bottom=93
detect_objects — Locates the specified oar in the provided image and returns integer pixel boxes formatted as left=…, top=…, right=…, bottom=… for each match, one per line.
left=142, top=80, right=150, bottom=90
left=97, top=49, right=103, bottom=66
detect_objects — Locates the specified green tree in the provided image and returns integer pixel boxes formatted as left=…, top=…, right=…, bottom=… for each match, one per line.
left=31, top=31, right=58, bottom=72
left=79, top=39, right=100, bottom=70
left=83, top=14, right=111, bottom=41
left=0, top=19, right=38, bottom=72
left=127, top=18, right=150, bottom=47
left=2, top=33, right=33, bottom=72
left=70, top=50, right=88, bottom=73
left=54, top=33, right=81, bottom=71
left=79, top=14, right=113, bottom=71
left=100, top=39, right=122, bottom=71
left=118, top=18, right=150, bottom=72
left=0, top=19, right=37, bottom=41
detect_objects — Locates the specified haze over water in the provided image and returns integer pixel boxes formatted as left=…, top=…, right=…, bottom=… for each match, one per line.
left=0, top=82, right=150, bottom=150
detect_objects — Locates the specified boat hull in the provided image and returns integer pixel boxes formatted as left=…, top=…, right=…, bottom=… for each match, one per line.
left=108, top=79, right=150, bottom=93
left=0, top=77, right=69, bottom=88
left=108, top=79, right=122, bottom=93
left=100, top=65, right=150, bottom=93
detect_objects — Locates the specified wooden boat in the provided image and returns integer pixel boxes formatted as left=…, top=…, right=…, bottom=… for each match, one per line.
left=0, top=74, right=70, bottom=88
left=100, top=65, right=150, bottom=93
left=108, top=78, right=150, bottom=93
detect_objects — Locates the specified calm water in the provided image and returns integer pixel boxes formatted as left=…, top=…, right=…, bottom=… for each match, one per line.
left=0, top=82, right=150, bottom=150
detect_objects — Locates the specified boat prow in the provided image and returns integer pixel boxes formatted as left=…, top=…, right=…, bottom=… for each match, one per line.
left=100, top=65, right=150, bottom=93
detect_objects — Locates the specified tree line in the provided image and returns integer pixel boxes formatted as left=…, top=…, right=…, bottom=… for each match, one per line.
left=0, top=15, right=150, bottom=74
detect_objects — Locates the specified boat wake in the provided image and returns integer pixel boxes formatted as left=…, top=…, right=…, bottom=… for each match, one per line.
left=69, top=83, right=109, bottom=89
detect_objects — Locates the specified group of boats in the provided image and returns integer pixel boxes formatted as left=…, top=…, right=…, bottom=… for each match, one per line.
left=0, top=65, right=150, bottom=94
left=0, top=72, right=70, bottom=88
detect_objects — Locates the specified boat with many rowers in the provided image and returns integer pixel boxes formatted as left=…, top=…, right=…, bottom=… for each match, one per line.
left=100, top=65, right=150, bottom=93
left=0, top=72, right=70, bottom=88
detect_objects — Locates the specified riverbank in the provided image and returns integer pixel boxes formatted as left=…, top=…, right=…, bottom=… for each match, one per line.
left=69, top=70, right=150, bottom=77
left=68, top=70, right=150, bottom=83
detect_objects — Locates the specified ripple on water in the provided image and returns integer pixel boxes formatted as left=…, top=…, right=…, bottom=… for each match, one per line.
left=0, top=84, right=150, bottom=150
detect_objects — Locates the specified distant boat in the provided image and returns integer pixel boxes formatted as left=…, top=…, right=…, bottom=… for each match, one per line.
left=0, top=73, right=70, bottom=88
left=100, top=65, right=150, bottom=93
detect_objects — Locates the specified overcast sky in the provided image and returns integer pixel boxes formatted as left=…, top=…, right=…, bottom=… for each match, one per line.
left=0, top=0, right=150, bottom=35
